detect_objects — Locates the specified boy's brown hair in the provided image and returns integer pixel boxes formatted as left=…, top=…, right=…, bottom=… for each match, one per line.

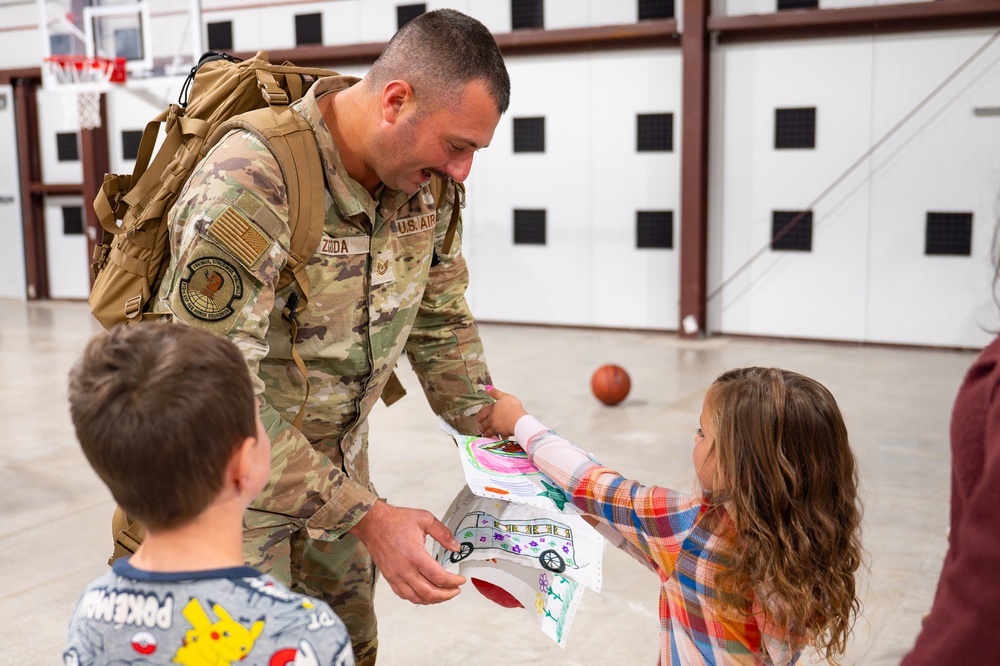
left=68, top=323, right=256, bottom=531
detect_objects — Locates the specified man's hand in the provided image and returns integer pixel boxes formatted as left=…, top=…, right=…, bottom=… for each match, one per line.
left=351, top=501, right=466, bottom=604
left=476, top=386, right=528, bottom=438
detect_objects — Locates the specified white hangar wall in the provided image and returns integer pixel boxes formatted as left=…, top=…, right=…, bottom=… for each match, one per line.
left=464, top=48, right=680, bottom=330
left=708, top=28, right=1000, bottom=348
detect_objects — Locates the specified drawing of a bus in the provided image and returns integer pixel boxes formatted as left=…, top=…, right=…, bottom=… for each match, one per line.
left=449, top=511, right=577, bottom=573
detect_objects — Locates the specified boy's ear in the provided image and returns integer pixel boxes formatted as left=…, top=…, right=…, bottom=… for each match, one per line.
left=229, top=437, right=257, bottom=493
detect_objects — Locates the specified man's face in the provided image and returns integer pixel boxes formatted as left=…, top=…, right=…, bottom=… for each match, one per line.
left=377, top=78, right=501, bottom=194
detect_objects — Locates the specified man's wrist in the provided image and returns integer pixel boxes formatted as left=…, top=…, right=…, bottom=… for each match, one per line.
left=349, top=499, right=385, bottom=543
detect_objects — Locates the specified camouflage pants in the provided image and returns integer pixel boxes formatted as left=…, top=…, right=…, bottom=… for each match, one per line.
left=243, top=509, right=378, bottom=666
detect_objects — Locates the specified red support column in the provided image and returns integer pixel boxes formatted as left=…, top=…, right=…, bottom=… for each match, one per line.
left=679, top=0, right=710, bottom=337
left=13, top=79, right=47, bottom=300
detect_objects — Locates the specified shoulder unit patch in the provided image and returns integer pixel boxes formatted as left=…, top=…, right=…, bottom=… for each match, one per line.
left=179, top=256, right=244, bottom=321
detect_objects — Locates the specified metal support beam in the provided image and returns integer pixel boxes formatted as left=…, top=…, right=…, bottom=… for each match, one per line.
left=679, top=0, right=710, bottom=338
left=13, top=79, right=47, bottom=300
left=710, top=0, right=1000, bottom=44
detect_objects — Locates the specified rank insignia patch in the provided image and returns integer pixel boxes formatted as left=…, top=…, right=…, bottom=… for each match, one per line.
left=206, top=206, right=270, bottom=270
left=179, top=257, right=244, bottom=321
left=372, top=250, right=395, bottom=286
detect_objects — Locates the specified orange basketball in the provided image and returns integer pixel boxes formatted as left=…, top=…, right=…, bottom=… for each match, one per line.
left=591, top=364, right=631, bottom=406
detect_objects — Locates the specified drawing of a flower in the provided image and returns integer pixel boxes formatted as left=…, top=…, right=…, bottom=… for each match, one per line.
left=538, top=574, right=549, bottom=593
left=479, top=536, right=487, bottom=542
left=529, top=541, right=538, bottom=547
left=562, top=544, right=570, bottom=553
left=512, top=545, right=521, bottom=554
left=493, top=532, right=505, bottom=541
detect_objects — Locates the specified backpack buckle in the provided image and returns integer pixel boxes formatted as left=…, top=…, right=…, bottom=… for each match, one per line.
left=259, top=80, right=288, bottom=106
left=124, top=295, right=143, bottom=321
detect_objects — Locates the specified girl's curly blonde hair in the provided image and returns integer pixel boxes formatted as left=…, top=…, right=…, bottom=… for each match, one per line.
left=705, top=367, right=863, bottom=664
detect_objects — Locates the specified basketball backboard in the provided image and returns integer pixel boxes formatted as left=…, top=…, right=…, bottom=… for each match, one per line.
left=37, top=0, right=202, bottom=83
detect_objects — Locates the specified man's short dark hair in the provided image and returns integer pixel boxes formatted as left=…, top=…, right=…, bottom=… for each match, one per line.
left=368, top=8, right=511, bottom=114
left=68, top=323, right=257, bottom=531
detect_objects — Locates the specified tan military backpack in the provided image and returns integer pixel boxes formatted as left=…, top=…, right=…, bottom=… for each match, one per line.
left=91, top=50, right=339, bottom=327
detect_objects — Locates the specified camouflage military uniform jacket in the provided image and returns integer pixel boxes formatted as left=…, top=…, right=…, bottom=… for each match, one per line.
left=155, top=76, right=490, bottom=540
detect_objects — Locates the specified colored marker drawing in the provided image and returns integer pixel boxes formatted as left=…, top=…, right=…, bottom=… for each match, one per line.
left=463, top=437, right=539, bottom=476
left=456, top=435, right=572, bottom=509
left=449, top=510, right=577, bottom=573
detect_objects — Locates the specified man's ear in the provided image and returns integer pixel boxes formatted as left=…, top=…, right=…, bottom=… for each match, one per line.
left=381, top=80, right=414, bottom=123
left=229, top=437, right=257, bottom=494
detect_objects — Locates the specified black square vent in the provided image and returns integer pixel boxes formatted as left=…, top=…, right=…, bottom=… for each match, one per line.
left=56, top=132, right=79, bottom=161
left=207, top=21, right=233, bottom=51
left=639, top=0, right=675, bottom=20
left=514, top=209, right=546, bottom=245
left=926, top=212, right=972, bottom=256
left=771, top=210, right=813, bottom=251
left=295, top=13, right=323, bottom=46
left=121, top=130, right=143, bottom=161
left=397, top=4, right=425, bottom=29
left=637, top=113, right=673, bottom=152
left=513, top=117, right=545, bottom=153
left=637, top=211, right=673, bottom=249
left=62, top=206, right=84, bottom=235
left=775, top=107, right=816, bottom=149
left=778, top=0, right=819, bottom=9
left=512, top=0, right=544, bottom=30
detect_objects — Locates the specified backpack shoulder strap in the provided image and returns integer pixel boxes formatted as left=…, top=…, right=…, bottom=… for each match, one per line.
left=210, top=106, right=325, bottom=308
left=430, top=175, right=464, bottom=257
left=211, top=106, right=325, bottom=429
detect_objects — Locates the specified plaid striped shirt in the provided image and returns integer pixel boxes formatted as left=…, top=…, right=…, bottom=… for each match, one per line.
left=514, top=416, right=802, bottom=666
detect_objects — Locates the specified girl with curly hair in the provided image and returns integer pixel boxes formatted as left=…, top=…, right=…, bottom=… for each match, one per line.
left=477, top=367, right=863, bottom=665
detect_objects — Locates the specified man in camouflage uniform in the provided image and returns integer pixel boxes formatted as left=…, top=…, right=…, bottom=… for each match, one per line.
left=152, top=10, right=510, bottom=665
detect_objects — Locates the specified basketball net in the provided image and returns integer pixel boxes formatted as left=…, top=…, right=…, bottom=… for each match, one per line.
left=42, top=56, right=126, bottom=130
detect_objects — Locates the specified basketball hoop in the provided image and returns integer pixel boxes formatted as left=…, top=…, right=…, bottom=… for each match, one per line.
left=42, top=55, right=127, bottom=130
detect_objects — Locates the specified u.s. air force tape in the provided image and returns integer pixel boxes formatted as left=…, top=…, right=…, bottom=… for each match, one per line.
left=395, top=213, right=435, bottom=237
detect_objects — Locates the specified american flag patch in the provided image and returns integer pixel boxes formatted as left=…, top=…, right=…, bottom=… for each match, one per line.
left=207, top=206, right=270, bottom=269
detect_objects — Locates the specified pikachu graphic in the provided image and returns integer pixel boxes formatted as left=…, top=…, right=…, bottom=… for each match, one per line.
left=173, top=598, right=264, bottom=665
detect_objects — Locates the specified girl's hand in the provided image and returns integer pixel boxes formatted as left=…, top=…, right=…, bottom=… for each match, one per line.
left=477, top=386, right=528, bottom=438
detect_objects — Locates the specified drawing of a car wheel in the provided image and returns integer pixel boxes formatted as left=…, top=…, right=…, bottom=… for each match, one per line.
left=539, top=549, right=566, bottom=573
left=450, top=542, right=474, bottom=563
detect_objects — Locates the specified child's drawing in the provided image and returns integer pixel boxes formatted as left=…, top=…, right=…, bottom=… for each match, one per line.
left=436, top=485, right=603, bottom=593
left=459, top=558, right=585, bottom=649
left=448, top=510, right=578, bottom=573
left=455, top=435, right=576, bottom=510
left=438, top=436, right=607, bottom=648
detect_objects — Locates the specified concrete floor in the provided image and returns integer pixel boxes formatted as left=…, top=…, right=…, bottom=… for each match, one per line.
left=0, top=299, right=975, bottom=664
